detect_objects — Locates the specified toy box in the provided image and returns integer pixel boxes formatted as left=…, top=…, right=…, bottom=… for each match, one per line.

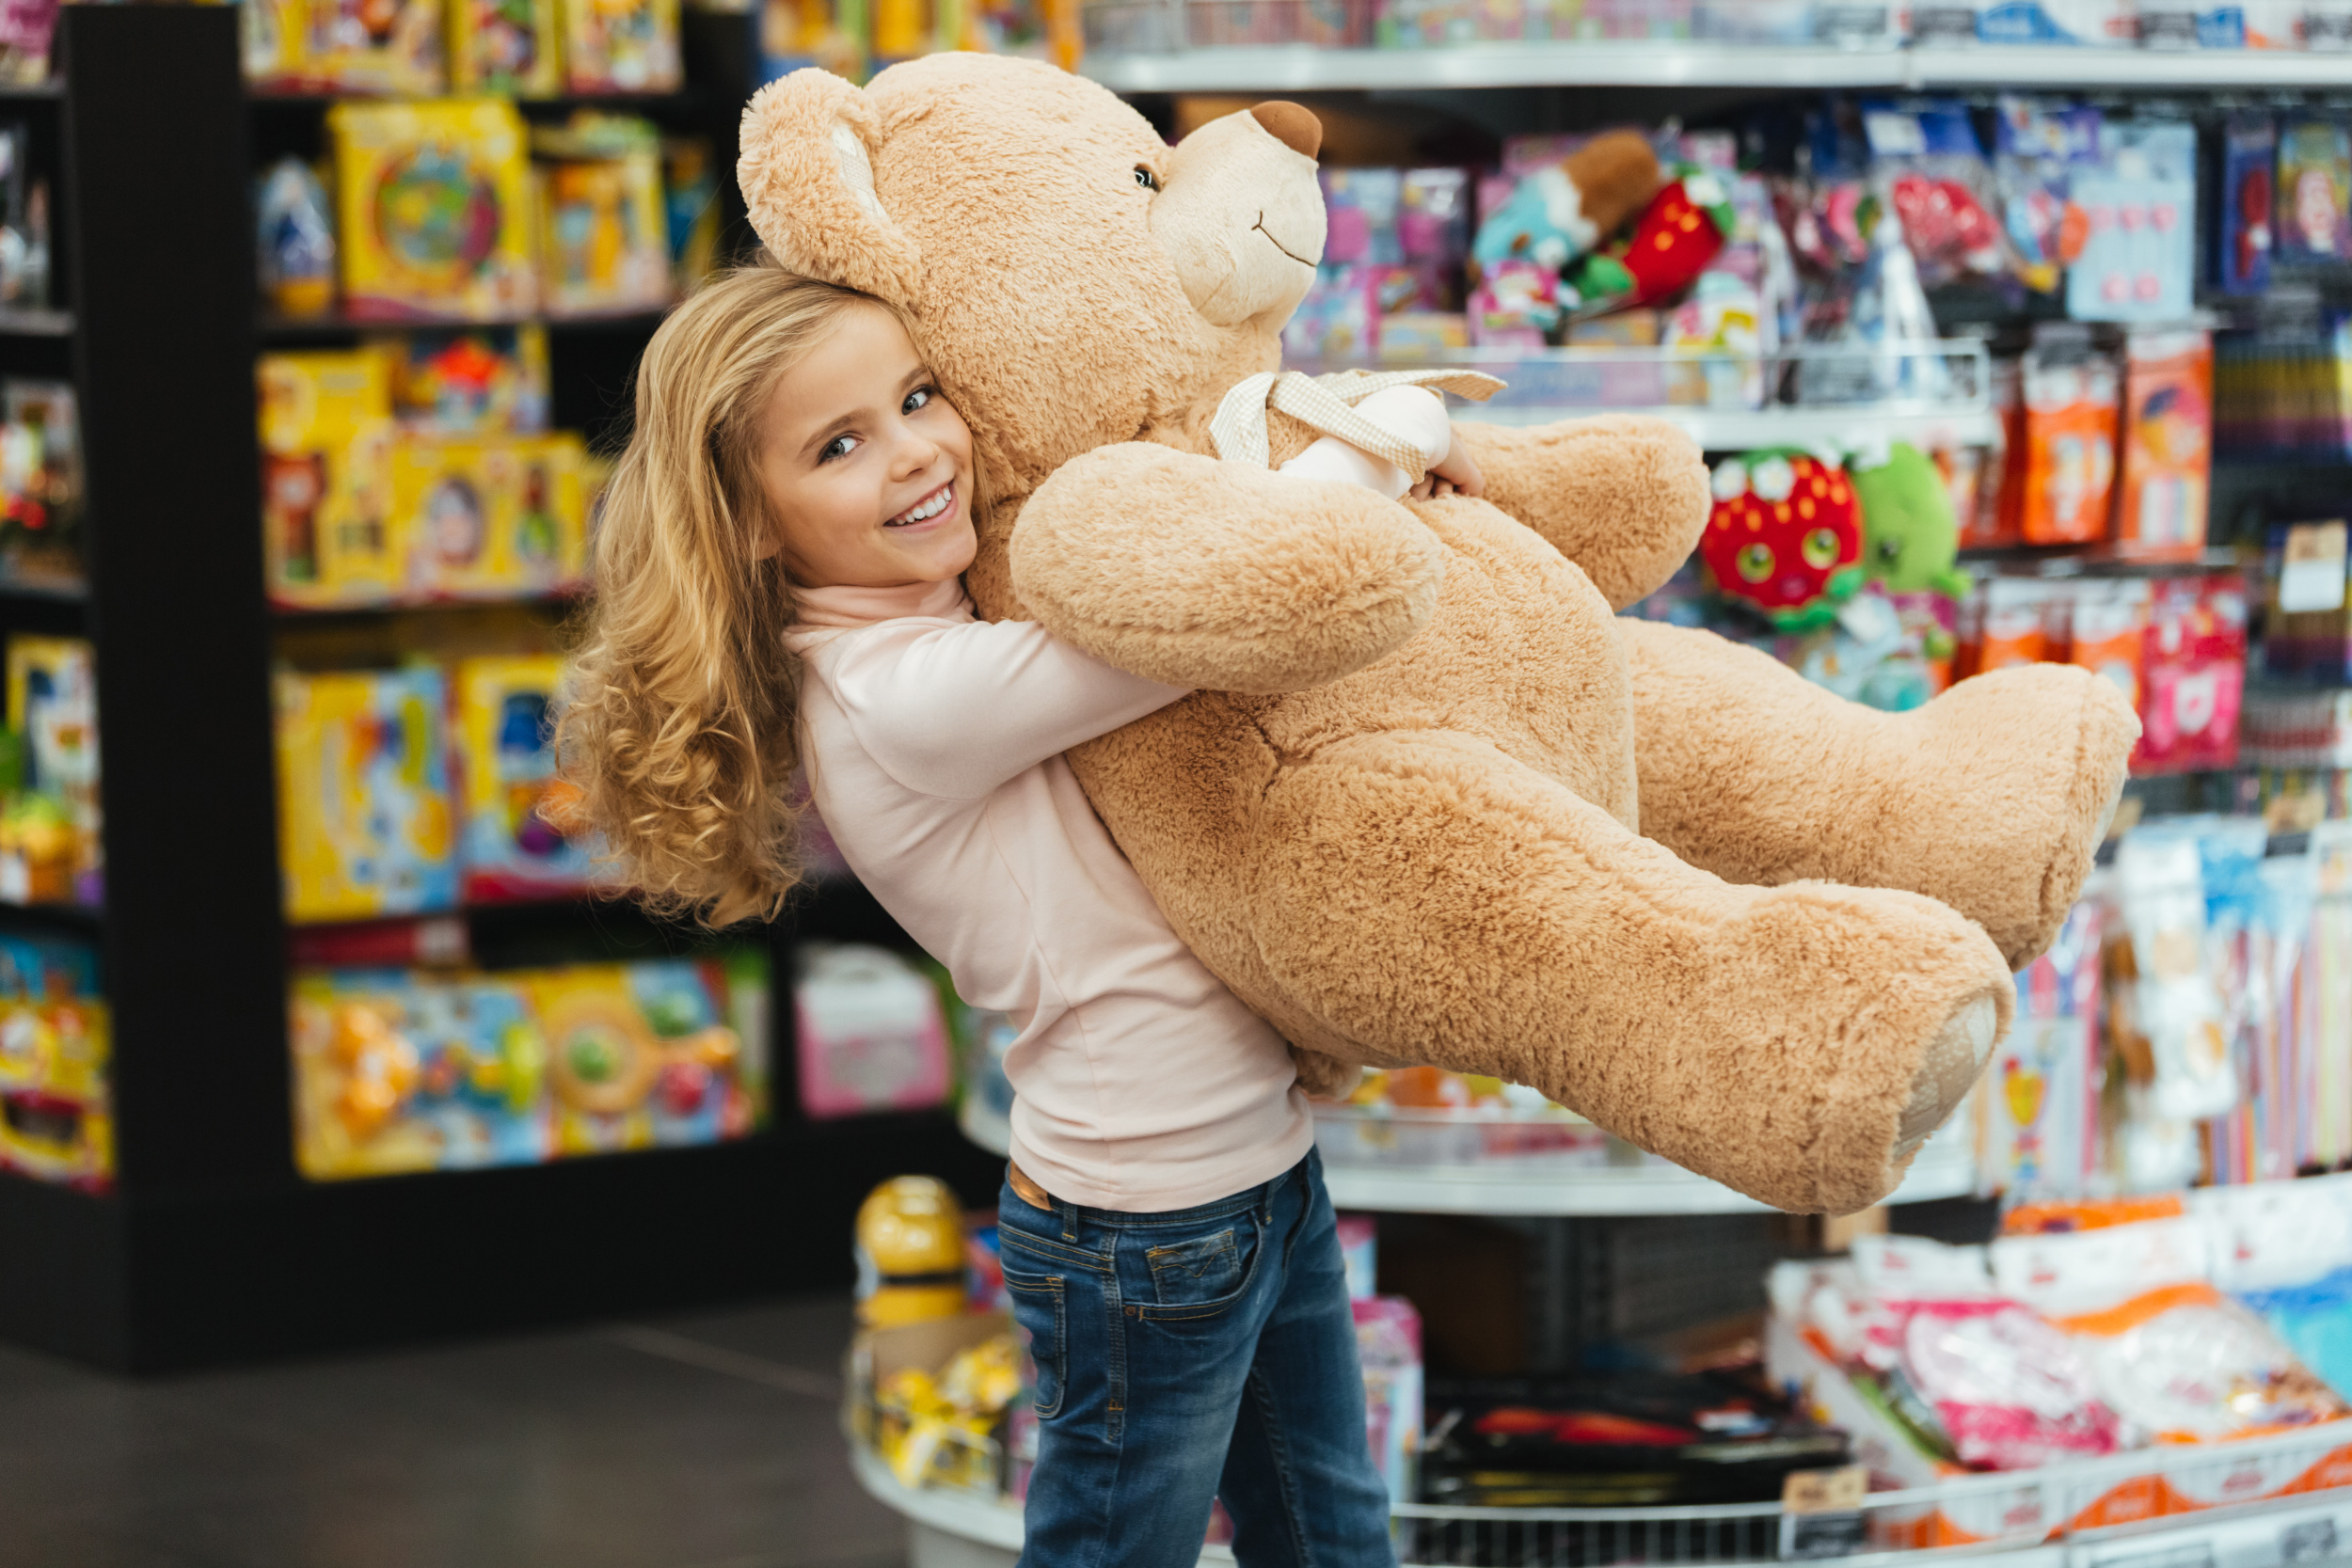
left=259, top=350, right=401, bottom=609
left=6, top=633, right=98, bottom=907
left=290, top=967, right=550, bottom=1179
left=534, top=956, right=765, bottom=1153
left=453, top=654, right=601, bottom=901
left=532, top=115, right=671, bottom=317
left=294, top=0, right=446, bottom=93
left=329, top=100, right=536, bottom=324
left=2115, top=327, right=2212, bottom=554
left=378, top=325, right=549, bottom=436
left=448, top=0, right=560, bottom=93
left=558, top=0, right=681, bottom=91
left=391, top=431, right=587, bottom=600
left=2065, top=123, right=2196, bottom=325
left=795, top=943, right=952, bottom=1119
left=274, top=666, right=459, bottom=923
left=0, top=378, right=81, bottom=594
left=2280, top=118, right=2352, bottom=265
left=0, top=929, right=107, bottom=1190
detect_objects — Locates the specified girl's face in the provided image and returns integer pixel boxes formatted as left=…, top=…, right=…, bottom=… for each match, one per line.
left=755, top=304, right=977, bottom=590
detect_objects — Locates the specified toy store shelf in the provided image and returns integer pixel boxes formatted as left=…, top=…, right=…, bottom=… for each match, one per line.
left=257, top=307, right=670, bottom=340
left=1465, top=400, right=2000, bottom=451
left=1080, top=41, right=2352, bottom=93
left=246, top=88, right=693, bottom=108
left=1959, top=544, right=2242, bottom=578
left=1311, top=1124, right=1978, bottom=1215
left=958, top=1098, right=1977, bottom=1215
left=0, top=308, right=72, bottom=339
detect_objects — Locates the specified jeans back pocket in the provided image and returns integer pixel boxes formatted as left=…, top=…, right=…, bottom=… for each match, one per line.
left=1002, top=1267, right=1066, bottom=1419
left=1146, top=1227, right=1245, bottom=1308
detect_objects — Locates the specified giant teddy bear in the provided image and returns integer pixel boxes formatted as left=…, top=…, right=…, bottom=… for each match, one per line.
left=738, top=57, right=2138, bottom=1215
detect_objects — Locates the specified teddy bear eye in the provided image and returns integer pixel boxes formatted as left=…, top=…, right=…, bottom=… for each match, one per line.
left=1134, top=166, right=1159, bottom=192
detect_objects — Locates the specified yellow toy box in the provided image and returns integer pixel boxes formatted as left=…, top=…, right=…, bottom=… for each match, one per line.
left=448, top=0, right=562, bottom=94
left=533, top=116, right=671, bottom=316
left=259, top=350, right=402, bottom=610
left=377, top=325, right=550, bottom=436
left=0, top=933, right=109, bottom=1191
left=244, top=0, right=447, bottom=93
left=391, top=431, right=587, bottom=600
left=329, top=100, right=536, bottom=324
left=454, top=654, right=602, bottom=901
left=5, top=635, right=101, bottom=909
left=559, top=0, right=681, bottom=91
left=532, top=957, right=762, bottom=1155
left=275, top=666, right=460, bottom=923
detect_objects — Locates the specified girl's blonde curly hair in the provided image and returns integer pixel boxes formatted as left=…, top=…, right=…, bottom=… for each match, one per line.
left=558, top=261, right=900, bottom=927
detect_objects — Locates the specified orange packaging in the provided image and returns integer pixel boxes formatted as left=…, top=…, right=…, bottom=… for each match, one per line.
left=1979, top=578, right=2052, bottom=672
left=2116, top=328, right=2213, bottom=553
left=2067, top=579, right=2152, bottom=717
left=2021, top=346, right=2121, bottom=545
left=1974, top=356, right=2026, bottom=548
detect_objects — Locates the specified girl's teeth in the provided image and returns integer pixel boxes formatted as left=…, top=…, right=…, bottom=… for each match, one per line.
left=898, top=488, right=949, bottom=524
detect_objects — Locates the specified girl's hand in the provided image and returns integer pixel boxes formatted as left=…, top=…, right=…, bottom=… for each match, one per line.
left=1408, top=430, right=1485, bottom=501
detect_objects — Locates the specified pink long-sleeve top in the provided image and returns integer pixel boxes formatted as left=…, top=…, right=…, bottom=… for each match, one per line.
left=785, top=578, right=1312, bottom=1212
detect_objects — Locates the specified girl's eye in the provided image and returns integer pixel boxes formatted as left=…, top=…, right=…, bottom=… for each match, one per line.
left=1134, top=166, right=1158, bottom=191
left=820, top=433, right=860, bottom=463
left=904, top=385, right=933, bottom=414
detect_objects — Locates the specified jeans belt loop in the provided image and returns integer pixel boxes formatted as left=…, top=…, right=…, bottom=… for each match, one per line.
left=1060, top=1196, right=1077, bottom=1243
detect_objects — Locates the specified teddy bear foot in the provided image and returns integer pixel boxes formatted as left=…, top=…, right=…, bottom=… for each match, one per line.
left=1893, top=991, right=2001, bottom=1164
left=1903, top=662, right=2137, bottom=970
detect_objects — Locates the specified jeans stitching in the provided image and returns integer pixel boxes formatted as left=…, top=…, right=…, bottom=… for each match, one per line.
left=1246, top=1361, right=1315, bottom=1568
left=1005, top=1276, right=1066, bottom=1419
left=1000, top=1226, right=1110, bottom=1273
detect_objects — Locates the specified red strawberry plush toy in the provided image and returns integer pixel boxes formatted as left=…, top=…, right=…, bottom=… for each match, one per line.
left=1699, top=450, right=1866, bottom=630
left=1569, top=167, right=1735, bottom=312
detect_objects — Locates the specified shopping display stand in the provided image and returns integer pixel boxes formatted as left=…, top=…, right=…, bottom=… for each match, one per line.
left=0, top=5, right=997, bottom=1375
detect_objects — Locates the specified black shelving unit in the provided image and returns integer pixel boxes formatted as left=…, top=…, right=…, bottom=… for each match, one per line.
left=0, top=5, right=996, bottom=1375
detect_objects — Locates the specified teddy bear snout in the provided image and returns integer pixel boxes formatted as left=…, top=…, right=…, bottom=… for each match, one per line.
left=1148, top=107, right=1327, bottom=328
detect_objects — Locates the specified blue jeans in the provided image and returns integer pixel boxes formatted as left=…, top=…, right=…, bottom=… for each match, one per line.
left=999, top=1148, right=1395, bottom=1568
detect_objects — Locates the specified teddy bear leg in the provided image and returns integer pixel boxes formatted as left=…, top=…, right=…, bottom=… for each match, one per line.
left=1247, top=728, right=2015, bottom=1214
left=1622, top=618, right=2137, bottom=970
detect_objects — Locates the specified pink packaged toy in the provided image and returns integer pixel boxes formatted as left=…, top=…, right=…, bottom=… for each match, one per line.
left=2137, top=574, right=2247, bottom=774
left=793, top=943, right=951, bottom=1118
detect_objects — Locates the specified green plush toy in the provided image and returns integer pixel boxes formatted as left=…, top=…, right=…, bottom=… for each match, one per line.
left=1849, top=440, right=1971, bottom=600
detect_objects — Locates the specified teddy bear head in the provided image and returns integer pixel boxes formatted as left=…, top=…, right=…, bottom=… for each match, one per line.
left=739, top=55, right=1327, bottom=504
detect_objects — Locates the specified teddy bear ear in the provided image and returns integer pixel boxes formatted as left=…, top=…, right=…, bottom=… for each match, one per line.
left=737, top=68, right=922, bottom=311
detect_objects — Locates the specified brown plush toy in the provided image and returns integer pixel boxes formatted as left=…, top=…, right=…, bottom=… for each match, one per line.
left=738, top=57, right=2138, bottom=1215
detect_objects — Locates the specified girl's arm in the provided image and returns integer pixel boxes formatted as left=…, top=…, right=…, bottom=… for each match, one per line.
left=823, top=617, right=1187, bottom=800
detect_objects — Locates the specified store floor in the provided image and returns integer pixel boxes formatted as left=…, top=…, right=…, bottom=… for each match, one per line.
left=0, top=1293, right=901, bottom=1568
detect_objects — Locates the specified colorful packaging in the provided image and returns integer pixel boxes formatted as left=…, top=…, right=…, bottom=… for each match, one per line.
left=2066, top=122, right=2196, bottom=325
left=2265, top=519, right=2352, bottom=681
left=380, top=325, right=549, bottom=436
left=259, top=350, right=400, bottom=610
left=2279, top=118, right=2352, bottom=265
left=274, top=666, right=459, bottom=923
left=2067, top=579, right=2150, bottom=714
left=2220, top=113, right=2278, bottom=297
left=2137, top=576, right=2247, bottom=774
left=447, top=0, right=560, bottom=94
left=1468, top=259, right=1558, bottom=348
left=6, top=634, right=97, bottom=907
left=1283, top=267, right=1378, bottom=360
left=795, top=943, right=952, bottom=1119
left=2019, top=331, right=2118, bottom=546
left=1321, top=167, right=1405, bottom=267
left=1973, top=0, right=2137, bottom=42
left=532, top=114, right=672, bottom=317
left=1990, top=1215, right=2348, bottom=1444
left=329, top=100, right=536, bottom=323
left=559, top=0, right=681, bottom=91
left=2116, top=329, right=2211, bottom=554
left=1993, top=98, right=2101, bottom=296
left=662, top=138, right=723, bottom=294
left=391, top=432, right=588, bottom=600
left=256, top=158, right=337, bottom=320
left=537, top=957, right=762, bottom=1152
left=0, top=930, right=107, bottom=1190
left=1398, top=168, right=1471, bottom=270
left=305, top=0, right=445, bottom=92
left=453, top=656, right=600, bottom=902
left=1979, top=897, right=2102, bottom=1199
left=1355, top=1295, right=1423, bottom=1510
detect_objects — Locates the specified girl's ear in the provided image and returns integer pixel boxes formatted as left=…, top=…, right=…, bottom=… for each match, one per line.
left=738, top=69, right=922, bottom=312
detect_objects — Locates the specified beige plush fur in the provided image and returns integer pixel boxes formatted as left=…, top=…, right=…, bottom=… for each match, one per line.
left=739, top=56, right=2138, bottom=1214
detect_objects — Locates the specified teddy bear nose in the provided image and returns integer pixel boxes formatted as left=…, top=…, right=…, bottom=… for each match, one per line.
left=1249, top=101, right=1322, bottom=160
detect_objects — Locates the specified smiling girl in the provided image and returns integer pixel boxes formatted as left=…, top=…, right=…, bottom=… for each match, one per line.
left=561, top=260, right=1474, bottom=1568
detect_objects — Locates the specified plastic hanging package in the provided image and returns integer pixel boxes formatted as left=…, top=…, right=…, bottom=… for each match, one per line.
left=1992, top=1214, right=2348, bottom=1443
left=2114, top=822, right=2240, bottom=1124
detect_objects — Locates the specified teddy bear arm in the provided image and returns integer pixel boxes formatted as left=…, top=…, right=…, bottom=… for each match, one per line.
left=1453, top=415, right=1711, bottom=610
left=1624, top=617, right=2137, bottom=969
left=1007, top=441, right=1446, bottom=696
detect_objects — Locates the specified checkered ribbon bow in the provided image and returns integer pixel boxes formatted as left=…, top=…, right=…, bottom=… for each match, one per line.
left=1208, top=367, right=1506, bottom=484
